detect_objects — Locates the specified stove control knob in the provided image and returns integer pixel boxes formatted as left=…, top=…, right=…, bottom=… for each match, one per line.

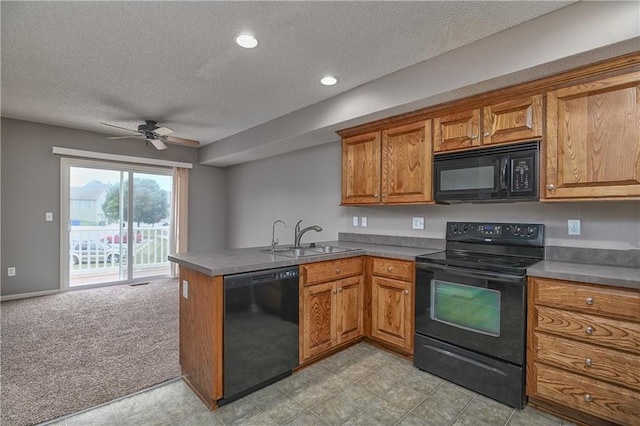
left=462, top=224, right=471, bottom=233
left=524, top=226, right=536, bottom=236
left=510, top=225, right=521, bottom=235
left=452, top=224, right=461, bottom=233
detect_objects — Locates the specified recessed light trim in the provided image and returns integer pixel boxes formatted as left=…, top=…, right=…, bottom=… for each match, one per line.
left=320, top=76, right=338, bottom=86
left=235, top=33, right=258, bottom=49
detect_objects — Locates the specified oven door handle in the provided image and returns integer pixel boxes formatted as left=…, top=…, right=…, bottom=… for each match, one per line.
left=416, top=263, right=525, bottom=283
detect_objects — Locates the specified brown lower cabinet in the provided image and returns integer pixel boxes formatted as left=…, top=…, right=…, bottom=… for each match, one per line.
left=527, top=276, right=640, bottom=426
left=368, top=257, right=415, bottom=354
left=299, top=257, right=364, bottom=363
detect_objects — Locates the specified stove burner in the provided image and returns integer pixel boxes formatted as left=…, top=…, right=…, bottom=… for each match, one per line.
left=477, top=258, right=521, bottom=267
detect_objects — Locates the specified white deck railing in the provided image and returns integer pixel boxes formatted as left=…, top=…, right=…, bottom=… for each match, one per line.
left=69, top=225, right=171, bottom=275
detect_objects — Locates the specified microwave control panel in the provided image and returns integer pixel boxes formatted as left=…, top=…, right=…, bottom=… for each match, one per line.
left=511, top=157, right=534, bottom=192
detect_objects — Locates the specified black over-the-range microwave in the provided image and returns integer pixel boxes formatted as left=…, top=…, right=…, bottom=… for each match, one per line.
left=433, top=141, right=539, bottom=204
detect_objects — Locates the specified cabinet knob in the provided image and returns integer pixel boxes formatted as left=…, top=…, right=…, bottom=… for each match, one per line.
left=585, top=358, right=593, bottom=367
left=336, top=268, right=341, bottom=274
left=404, top=290, right=409, bottom=295
left=338, top=287, right=343, bottom=293
left=584, top=394, right=593, bottom=403
left=585, top=297, right=594, bottom=305
left=547, top=184, right=555, bottom=190
left=374, top=193, right=379, bottom=198
left=471, top=134, right=478, bottom=139
left=382, top=193, right=387, bottom=198
left=585, top=326, right=594, bottom=335
left=332, top=289, right=337, bottom=294
left=387, top=266, right=393, bottom=272
left=483, top=132, right=490, bottom=137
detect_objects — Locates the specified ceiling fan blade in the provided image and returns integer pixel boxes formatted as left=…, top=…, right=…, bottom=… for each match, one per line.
left=101, top=122, right=139, bottom=133
left=153, top=126, right=174, bottom=136
left=148, top=138, right=168, bottom=150
left=107, top=135, right=145, bottom=140
left=165, top=135, right=200, bottom=147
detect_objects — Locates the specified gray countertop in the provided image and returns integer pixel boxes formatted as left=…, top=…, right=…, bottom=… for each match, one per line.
left=168, top=241, right=440, bottom=277
left=527, top=260, right=640, bottom=290
left=169, top=238, right=639, bottom=290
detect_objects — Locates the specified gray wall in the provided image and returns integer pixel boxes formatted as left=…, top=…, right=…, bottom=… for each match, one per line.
left=1, top=118, right=226, bottom=297
left=226, top=142, right=640, bottom=250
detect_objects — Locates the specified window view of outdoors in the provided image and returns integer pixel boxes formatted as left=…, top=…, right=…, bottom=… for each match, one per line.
left=69, top=166, right=172, bottom=287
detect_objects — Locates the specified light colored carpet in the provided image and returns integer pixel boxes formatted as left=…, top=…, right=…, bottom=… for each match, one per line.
left=1, top=279, right=180, bottom=426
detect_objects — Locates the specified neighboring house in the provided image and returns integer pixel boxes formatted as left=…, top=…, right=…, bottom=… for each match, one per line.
left=70, top=182, right=109, bottom=225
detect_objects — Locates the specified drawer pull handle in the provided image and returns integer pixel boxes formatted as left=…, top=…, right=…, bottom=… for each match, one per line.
left=585, top=326, right=594, bottom=335
left=585, top=358, right=593, bottom=367
left=584, top=394, right=593, bottom=403
left=585, top=297, right=594, bottom=305
left=387, top=266, right=393, bottom=272
left=336, top=268, right=341, bottom=274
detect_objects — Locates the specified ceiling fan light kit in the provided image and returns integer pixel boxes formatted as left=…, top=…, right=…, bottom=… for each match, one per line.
left=101, top=120, right=200, bottom=150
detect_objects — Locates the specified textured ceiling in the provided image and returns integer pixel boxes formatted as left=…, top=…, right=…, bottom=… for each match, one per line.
left=2, top=1, right=574, bottom=152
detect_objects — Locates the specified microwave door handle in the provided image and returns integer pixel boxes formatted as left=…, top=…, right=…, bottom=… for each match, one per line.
left=416, top=263, right=525, bottom=284
left=500, top=157, right=508, bottom=191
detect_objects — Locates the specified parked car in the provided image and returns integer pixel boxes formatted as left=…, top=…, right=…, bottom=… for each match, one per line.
left=70, top=240, right=125, bottom=265
left=102, top=230, right=142, bottom=244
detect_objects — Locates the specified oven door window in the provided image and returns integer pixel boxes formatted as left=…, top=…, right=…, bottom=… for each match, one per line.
left=430, top=280, right=500, bottom=337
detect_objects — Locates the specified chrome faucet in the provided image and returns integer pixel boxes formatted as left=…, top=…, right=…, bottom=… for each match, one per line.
left=271, top=220, right=286, bottom=251
left=294, top=220, right=323, bottom=247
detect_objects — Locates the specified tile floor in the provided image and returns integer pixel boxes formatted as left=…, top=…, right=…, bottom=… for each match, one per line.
left=43, top=343, right=573, bottom=426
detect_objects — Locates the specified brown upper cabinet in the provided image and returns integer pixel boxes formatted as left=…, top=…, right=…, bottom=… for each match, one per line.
left=433, top=94, right=543, bottom=153
left=341, top=120, right=433, bottom=205
left=544, top=71, right=640, bottom=200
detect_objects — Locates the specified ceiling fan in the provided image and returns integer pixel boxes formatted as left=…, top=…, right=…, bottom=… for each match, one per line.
left=101, top=120, right=200, bottom=150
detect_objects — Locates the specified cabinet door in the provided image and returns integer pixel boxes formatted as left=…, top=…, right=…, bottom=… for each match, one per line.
left=482, top=94, right=542, bottom=146
left=302, top=282, right=336, bottom=361
left=382, top=121, right=433, bottom=203
left=433, top=109, right=480, bottom=152
left=342, top=132, right=381, bottom=204
left=336, top=276, right=363, bottom=344
left=371, top=276, right=413, bottom=352
left=545, top=72, right=640, bottom=200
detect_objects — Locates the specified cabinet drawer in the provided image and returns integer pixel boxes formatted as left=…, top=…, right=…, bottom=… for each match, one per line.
left=533, top=277, right=640, bottom=321
left=534, top=333, right=640, bottom=391
left=534, top=363, right=640, bottom=426
left=371, top=258, right=413, bottom=281
left=536, top=306, right=640, bottom=354
left=301, top=257, right=363, bottom=286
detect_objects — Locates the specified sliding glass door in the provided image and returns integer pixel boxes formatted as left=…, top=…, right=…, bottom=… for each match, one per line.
left=61, top=159, right=172, bottom=289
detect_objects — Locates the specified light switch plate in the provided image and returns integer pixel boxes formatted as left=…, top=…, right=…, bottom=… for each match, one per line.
left=352, top=216, right=359, bottom=227
left=412, top=217, right=425, bottom=230
left=182, top=280, right=189, bottom=299
left=8, top=267, right=16, bottom=277
left=361, top=217, right=368, bottom=227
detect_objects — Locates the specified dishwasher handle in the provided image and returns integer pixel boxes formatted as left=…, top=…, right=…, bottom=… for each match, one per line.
left=224, top=266, right=299, bottom=290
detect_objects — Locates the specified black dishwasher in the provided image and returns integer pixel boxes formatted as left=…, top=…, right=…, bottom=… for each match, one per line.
left=221, top=265, right=299, bottom=405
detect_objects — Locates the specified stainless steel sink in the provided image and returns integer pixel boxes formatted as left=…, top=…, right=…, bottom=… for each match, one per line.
left=262, top=245, right=359, bottom=258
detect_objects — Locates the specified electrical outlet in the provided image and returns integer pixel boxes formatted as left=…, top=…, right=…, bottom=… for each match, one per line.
left=412, top=217, right=425, bottom=230
left=8, top=267, right=16, bottom=277
left=45, top=212, right=53, bottom=221
left=568, top=219, right=581, bottom=235
left=182, top=280, right=189, bottom=299
left=352, top=216, right=359, bottom=227
left=361, top=217, right=368, bottom=227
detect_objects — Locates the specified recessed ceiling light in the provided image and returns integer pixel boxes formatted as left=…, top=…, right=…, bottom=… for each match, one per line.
left=235, top=33, right=258, bottom=49
left=320, top=76, right=338, bottom=86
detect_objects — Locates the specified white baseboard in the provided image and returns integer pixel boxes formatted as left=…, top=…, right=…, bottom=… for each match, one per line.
left=1, top=289, right=60, bottom=301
